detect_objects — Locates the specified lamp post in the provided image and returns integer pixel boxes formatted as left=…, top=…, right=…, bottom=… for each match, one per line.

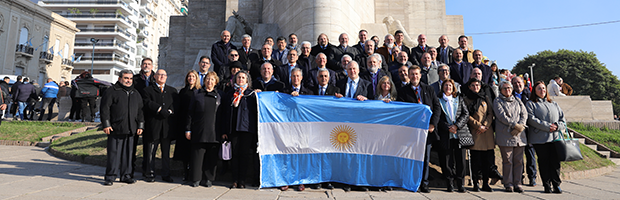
left=528, top=63, right=536, bottom=83
left=90, top=38, right=99, bottom=74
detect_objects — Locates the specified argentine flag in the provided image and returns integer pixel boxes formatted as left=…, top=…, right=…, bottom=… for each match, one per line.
left=257, top=92, right=431, bottom=191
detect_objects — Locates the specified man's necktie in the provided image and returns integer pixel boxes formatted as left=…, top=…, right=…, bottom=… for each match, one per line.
left=415, top=88, right=421, bottom=103
left=348, top=80, right=354, bottom=98
left=320, top=86, right=325, bottom=95
left=159, top=86, right=164, bottom=93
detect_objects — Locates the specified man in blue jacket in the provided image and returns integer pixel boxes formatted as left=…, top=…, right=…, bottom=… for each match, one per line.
left=38, top=78, right=59, bottom=121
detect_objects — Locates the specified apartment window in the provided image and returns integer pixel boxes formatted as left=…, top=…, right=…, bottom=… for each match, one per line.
left=64, top=43, right=70, bottom=58
left=54, top=39, right=60, bottom=54
left=18, top=27, right=28, bottom=44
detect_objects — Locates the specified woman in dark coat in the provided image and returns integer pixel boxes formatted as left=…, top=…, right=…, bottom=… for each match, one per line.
left=186, top=71, right=221, bottom=187
left=221, top=70, right=258, bottom=189
left=173, top=70, right=201, bottom=181
left=437, top=79, right=471, bottom=193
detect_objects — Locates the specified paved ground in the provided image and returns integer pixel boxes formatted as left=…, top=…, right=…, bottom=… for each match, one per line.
left=1, top=145, right=620, bottom=200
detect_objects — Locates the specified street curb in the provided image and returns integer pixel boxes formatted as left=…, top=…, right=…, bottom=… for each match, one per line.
left=562, top=165, right=616, bottom=180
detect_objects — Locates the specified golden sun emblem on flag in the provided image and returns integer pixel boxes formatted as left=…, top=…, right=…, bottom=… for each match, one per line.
left=330, top=125, right=357, bottom=150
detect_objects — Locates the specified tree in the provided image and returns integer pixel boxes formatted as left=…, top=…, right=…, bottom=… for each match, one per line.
left=511, top=49, right=620, bottom=114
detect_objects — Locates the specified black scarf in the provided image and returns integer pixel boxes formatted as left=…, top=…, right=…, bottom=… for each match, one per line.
left=116, top=81, right=134, bottom=92
left=463, top=83, right=488, bottom=114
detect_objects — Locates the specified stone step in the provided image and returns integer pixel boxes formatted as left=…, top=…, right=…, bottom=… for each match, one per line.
left=609, top=158, right=620, bottom=165
left=578, top=138, right=586, bottom=144
left=586, top=144, right=598, bottom=150
left=598, top=151, right=611, bottom=158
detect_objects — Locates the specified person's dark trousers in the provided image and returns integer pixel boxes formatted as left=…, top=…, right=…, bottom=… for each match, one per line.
left=105, top=134, right=135, bottom=182
left=533, top=143, right=561, bottom=188
left=38, top=98, right=56, bottom=121
left=131, top=134, right=139, bottom=178
left=68, top=98, right=82, bottom=120
left=230, top=131, right=254, bottom=184
left=190, top=143, right=219, bottom=182
left=525, top=144, right=537, bottom=181
left=439, top=139, right=467, bottom=186
left=420, top=143, right=433, bottom=187
left=470, top=149, right=494, bottom=181
left=25, top=100, right=36, bottom=120
left=0, top=113, right=3, bottom=125
left=80, top=97, right=96, bottom=122
left=143, top=138, right=172, bottom=178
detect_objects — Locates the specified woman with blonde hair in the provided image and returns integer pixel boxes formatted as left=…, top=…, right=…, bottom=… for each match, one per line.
left=375, top=76, right=397, bottom=102
left=173, top=70, right=201, bottom=182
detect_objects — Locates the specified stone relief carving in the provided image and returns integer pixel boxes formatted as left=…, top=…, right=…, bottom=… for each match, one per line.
left=383, top=16, right=416, bottom=47
left=226, top=10, right=253, bottom=46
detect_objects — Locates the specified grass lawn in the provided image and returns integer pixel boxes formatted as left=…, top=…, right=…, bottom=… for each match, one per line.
left=0, top=121, right=85, bottom=142
left=568, top=122, right=620, bottom=153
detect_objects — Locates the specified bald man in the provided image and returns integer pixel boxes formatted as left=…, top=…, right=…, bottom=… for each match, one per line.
left=211, top=30, right=237, bottom=76
left=410, top=34, right=431, bottom=66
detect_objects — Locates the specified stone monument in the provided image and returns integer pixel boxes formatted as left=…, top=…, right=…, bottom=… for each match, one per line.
left=159, top=0, right=468, bottom=87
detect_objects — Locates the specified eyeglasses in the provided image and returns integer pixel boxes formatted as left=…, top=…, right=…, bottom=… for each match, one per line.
left=438, top=69, right=449, bottom=72
left=230, top=54, right=239, bottom=57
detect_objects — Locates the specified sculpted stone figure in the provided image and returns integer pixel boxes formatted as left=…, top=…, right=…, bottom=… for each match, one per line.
left=383, top=16, right=415, bottom=47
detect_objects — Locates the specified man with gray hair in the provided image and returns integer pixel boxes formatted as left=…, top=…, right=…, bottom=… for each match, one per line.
left=307, top=53, right=336, bottom=88
left=355, top=39, right=388, bottom=75
left=334, top=54, right=353, bottom=81
left=298, top=41, right=315, bottom=72
left=430, top=64, right=459, bottom=95
left=250, top=44, right=282, bottom=81
left=420, top=52, right=439, bottom=85
left=211, top=30, right=237, bottom=76
left=284, top=67, right=313, bottom=96
left=101, top=69, right=144, bottom=186
left=313, top=68, right=340, bottom=96
left=329, top=33, right=359, bottom=71
left=361, top=53, right=391, bottom=96
left=376, top=34, right=395, bottom=65
left=238, top=34, right=258, bottom=69
left=336, top=61, right=373, bottom=101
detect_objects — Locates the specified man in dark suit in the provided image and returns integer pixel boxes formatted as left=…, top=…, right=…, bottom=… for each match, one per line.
left=389, top=51, right=413, bottom=73
left=512, top=76, right=537, bottom=186
left=457, top=35, right=474, bottom=63
left=352, top=30, right=368, bottom=57
left=472, top=50, right=493, bottom=85
left=133, top=58, right=156, bottom=97
left=306, top=53, right=336, bottom=89
left=410, top=34, right=431, bottom=66
left=298, top=41, right=315, bottom=72
left=336, top=61, right=373, bottom=100
left=211, top=30, right=237, bottom=75
left=360, top=54, right=391, bottom=96
left=238, top=34, right=259, bottom=70
left=250, top=44, right=282, bottom=82
left=283, top=68, right=313, bottom=95
left=310, top=33, right=334, bottom=57
left=329, top=33, right=359, bottom=71
left=272, top=36, right=289, bottom=65
left=313, top=68, right=340, bottom=96
left=430, top=64, right=460, bottom=95
left=375, top=34, right=395, bottom=64
left=396, top=65, right=441, bottom=193
left=437, top=35, right=454, bottom=65
left=277, top=49, right=306, bottom=87
left=253, top=63, right=285, bottom=92
left=449, top=49, right=473, bottom=85
left=393, top=64, right=410, bottom=90
left=354, top=40, right=388, bottom=75
left=142, top=69, right=178, bottom=183
left=394, top=30, right=411, bottom=58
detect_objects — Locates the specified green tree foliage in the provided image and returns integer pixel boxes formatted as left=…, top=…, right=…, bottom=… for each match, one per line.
left=511, top=49, right=620, bottom=114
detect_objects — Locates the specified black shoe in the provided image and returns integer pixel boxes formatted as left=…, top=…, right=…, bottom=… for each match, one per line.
left=481, top=184, right=493, bottom=192
left=544, top=186, right=552, bottom=193
left=472, top=183, right=481, bottom=192
left=359, top=186, right=369, bottom=191
left=446, top=182, right=455, bottom=192
left=504, top=187, right=513, bottom=192
left=145, top=177, right=155, bottom=182
left=121, top=178, right=136, bottom=184
left=552, top=186, right=562, bottom=194
left=528, top=178, right=537, bottom=187
left=343, top=186, right=351, bottom=192
left=103, top=180, right=113, bottom=186
left=189, top=181, right=199, bottom=187
left=514, top=186, right=524, bottom=193
left=162, top=176, right=174, bottom=183
left=324, top=183, right=334, bottom=189
left=383, top=186, right=393, bottom=191
left=457, top=185, right=467, bottom=193
left=312, top=183, right=321, bottom=189
left=419, top=184, right=430, bottom=193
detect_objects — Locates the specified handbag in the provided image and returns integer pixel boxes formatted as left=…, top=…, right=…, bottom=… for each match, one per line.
left=219, top=141, right=232, bottom=160
left=553, top=125, right=583, bottom=162
left=458, top=132, right=475, bottom=148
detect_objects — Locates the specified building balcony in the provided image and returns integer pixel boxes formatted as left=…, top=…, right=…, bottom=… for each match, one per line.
left=137, top=46, right=148, bottom=57
left=77, top=28, right=136, bottom=41
left=75, top=56, right=131, bottom=69
left=60, top=14, right=132, bottom=28
left=138, top=16, right=150, bottom=26
left=15, top=44, right=34, bottom=58
left=39, top=52, right=54, bottom=63
left=40, top=0, right=133, bottom=15
left=62, top=58, right=74, bottom=66
left=139, top=5, right=154, bottom=16
left=138, top=29, right=149, bottom=38
left=74, top=42, right=132, bottom=54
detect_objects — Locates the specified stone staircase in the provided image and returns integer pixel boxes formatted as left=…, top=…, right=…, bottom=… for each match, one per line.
left=568, top=128, right=620, bottom=165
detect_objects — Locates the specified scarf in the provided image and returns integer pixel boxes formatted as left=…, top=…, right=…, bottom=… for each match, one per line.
left=232, top=83, right=247, bottom=107
left=463, top=84, right=487, bottom=115
left=442, top=93, right=455, bottom=122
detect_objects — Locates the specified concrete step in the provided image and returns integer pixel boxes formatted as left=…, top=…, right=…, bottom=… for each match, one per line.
left=586, top=144, right=598, bottom=150
left=578, top=138, right=586, bottom=144
left=598, top=151, right=611, bottom=158
left=609, top=158, right=620, bottom=165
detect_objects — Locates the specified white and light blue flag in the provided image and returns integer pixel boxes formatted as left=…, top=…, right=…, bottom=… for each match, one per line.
left=257, top=92, right=432, bottom=191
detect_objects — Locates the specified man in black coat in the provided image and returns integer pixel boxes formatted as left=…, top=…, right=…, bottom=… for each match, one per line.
left=472, top=50, right=493, bottom=85
left=276, top=49, right=307, bottom=88
left=310, top=33, right=334, bottom=57
left=352, top=30, right=368, bottom=57
left=355, top=40, right=388, bottom=75
left=306, top=53, right=336, bottom=89
left=250, top=44, right=282, bottom=82
left=449, top=49, right=473, bottom=85
left=313, top=68, right=340, bottom=96
left=211, top=30, right=237, bottom=75
left=141, top=69, right=178, bottom=183
left=298, top=41, right=316, bottom=72
left=394, top=30, right=411, bottom=58
left=10, top=76, right=22, bottom=118
left=396, top=65, right=441, bottom=193
left=101, top=69, right=144, bottom=186
left=336, top=61, right=373, bottom=100
left=512, top=76, right=537, bottom=186
left=133, top=58, right=156, bottom=97
left=437, top=35, right=454, bottom=65
left=283, top=68, right=313, bottom=95
left=252, top=63, right=285, bottom=92
left=360, top=54, right=391, bottom=96
left=13, top=78, right=36, bottom=121
left=238, top=34, right=259, bottom=70
left=410, top=34, right=431, bottom=66
left=329, top=33, right=359, bottom=71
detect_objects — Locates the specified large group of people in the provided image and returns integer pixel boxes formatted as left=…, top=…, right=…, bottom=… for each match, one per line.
left=86, top=28, right=572, bottom=194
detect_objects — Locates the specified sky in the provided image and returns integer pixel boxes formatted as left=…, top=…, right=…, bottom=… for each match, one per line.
left=445, top=0, right=619, bottom=77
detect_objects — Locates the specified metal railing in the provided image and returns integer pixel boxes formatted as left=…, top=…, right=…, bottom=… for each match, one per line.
left=16, top=44, right=34, bottom=55
left=62, top=58, right=73, bottom=66
left=79, top=56, right=129, bottom=64
left=75, top=42, right=131, bottom=51
left=40, top=52, right=54, bottom=60
left=42, top=0, right=133, bottom=10
left=78, top=28, right=135, bottom=39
